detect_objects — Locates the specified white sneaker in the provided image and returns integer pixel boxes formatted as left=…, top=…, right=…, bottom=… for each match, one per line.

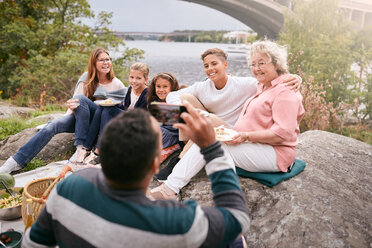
left=148, top=183, right=178, bottom=200
left=0, top=157, right=22, bottom=173
left=69, top=149, right=78, bottom=163
left=69, top=147, right=88, bottom=163
left=76, top=149, right=89, bottom=164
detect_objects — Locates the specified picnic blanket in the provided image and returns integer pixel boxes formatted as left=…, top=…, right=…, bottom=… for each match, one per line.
left=236, top=159, right=306, bottom=187
left=13, top=161, right=72, bottom=187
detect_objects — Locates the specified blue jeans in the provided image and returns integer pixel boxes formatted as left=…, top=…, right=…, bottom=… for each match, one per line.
left=73, top=95, right=98, bottom=146
left=13, top=114, right=76, bottom=167
left=83, top=106, right=123, bottom=149
left=13, top=95, right=97, bottom=168
left=160, top=125, right=179, bottom=148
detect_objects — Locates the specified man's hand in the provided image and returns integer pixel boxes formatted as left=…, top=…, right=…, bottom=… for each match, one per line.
left=173, top=101, right=216, bottom=149
left=283, top=74, right=301, bottom=91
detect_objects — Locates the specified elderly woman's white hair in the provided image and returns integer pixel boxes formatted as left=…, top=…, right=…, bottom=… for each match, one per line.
left=250, top=40, right=288, bottom=75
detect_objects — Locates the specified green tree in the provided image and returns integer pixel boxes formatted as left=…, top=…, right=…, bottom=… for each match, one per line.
left=363, top=74, right=372, bottom=121
left=349, top=26, right=372, bottom=121
left=279, top=0, right=354, bottom=106
left=0, top=0, right=143, bottom=106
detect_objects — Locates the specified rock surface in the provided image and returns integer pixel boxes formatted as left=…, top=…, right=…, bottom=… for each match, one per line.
left=177, top=130, right=372, bottom=248
left=1, top=101, right=371, bottom=248
left=0, top=112, right=75, bottom=163
left=0, top=101, right=35, bottom=118
left=27, top=112, right=65, bottom=124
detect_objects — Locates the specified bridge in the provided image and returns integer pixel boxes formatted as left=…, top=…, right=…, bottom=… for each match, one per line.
left=103, top=31, right=198, bottom=41
left=181, top=0, right=372, bottom=38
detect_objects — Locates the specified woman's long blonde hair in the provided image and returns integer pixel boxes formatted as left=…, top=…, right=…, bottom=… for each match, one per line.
left=84, top=47, right=115, bottom=100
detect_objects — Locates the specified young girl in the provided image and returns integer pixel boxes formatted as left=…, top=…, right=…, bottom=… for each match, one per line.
left=147, top=72, right=179, bottom=106
left=81, top=62, right=150, bottom=166
left=125, top=62, right=149, bottom=110
left=147, top=73, right=184, bottom=171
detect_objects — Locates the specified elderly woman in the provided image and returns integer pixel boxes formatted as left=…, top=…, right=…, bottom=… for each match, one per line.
left=149, top=40, right=305, bottom=199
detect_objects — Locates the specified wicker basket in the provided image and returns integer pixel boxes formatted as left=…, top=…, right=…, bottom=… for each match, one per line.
left=21, top=177, right=57, bottom=225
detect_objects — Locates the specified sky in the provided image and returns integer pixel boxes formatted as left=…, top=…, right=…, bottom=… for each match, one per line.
left=83, top=0, right=250, bottom=32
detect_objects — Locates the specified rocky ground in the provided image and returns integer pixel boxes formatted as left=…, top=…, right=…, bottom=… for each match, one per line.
left=1, top=102, right=371, bottom=247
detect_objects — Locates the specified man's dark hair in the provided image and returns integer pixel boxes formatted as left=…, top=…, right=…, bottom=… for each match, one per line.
left=99, top=109, right=160, bottom=185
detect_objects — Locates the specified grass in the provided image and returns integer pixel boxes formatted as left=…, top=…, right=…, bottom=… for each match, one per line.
left=17, top=158, right=48, bottom=173
left=340, top=126, right=372, bottom=145
left=0, top=116, right=44, bottom=140
left=1, top=104, right=70, bottom=173
left=29, top=104, right=65, bottom=118
left=0, top=104, right=65, bottom=140
left=329, top=125, right=372, bottom=145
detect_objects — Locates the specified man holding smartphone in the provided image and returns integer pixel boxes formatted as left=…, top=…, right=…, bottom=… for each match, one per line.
left=23, top=104, right=249, bottom=247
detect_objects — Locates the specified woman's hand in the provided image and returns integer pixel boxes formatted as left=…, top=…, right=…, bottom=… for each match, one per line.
left=283, top=74, right=301, bottom=91
left=66, top=99, right=80, bottom=111
left=224, top=132, right=248, bottom=145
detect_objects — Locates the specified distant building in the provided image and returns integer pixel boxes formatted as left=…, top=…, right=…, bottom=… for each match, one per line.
left=223, top=31, right=257, bottom=44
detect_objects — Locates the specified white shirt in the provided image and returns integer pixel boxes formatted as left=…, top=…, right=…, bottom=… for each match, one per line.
left=128, top=91, right=139, bottom=110
left=166, top=76, right=258, bottom=127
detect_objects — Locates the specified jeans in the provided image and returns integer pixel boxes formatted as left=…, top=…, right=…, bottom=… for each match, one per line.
left=13, top=114, right=76, bottom=167
left=73, top=95, right=98, bottom=146
left=160, top=125, right=179, bottom=148
left=13, top=95, right=98, bottom=168
left=83, top=105, right=123, bottom=149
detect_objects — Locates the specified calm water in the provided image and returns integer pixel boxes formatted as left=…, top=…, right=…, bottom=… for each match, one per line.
left=117, top=40, right=252, bottom=86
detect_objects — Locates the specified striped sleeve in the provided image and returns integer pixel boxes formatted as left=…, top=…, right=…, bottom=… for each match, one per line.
left=199, top=142, right=250, bottom=247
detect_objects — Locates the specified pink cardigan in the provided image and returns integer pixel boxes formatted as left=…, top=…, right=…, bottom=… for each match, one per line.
left=233, top=75, right=305, bottom=172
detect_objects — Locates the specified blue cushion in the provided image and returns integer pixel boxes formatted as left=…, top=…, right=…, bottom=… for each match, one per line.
left=236, top=159, right=306, bottom=187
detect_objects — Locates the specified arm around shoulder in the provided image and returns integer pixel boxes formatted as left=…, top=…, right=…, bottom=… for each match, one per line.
left=166, top=82, right=200, bottom=104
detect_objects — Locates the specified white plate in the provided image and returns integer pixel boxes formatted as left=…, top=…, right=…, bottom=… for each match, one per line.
left=215, top=127, right=238, bottom=141
left=95, top=100, right=121, bottom=107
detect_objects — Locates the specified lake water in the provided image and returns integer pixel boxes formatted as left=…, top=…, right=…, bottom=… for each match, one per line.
left=117, top=40, right=252, bottom=86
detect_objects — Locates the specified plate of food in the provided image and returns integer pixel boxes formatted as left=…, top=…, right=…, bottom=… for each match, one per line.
left=0, top=187, right=23, bottom=220
left=96, top=99, right=121, bottom=107
left=215, top=126, right=238, bottom=141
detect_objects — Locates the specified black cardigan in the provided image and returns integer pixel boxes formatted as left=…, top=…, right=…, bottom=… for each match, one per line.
left=124, top=87, right=149, bottom=110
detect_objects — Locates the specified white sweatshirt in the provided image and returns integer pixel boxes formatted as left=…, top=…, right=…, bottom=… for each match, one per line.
left=166, top=76, right=257, bottom=127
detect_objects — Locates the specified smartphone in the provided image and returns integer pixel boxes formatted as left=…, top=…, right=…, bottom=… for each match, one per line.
left=149, top=102, right=187, bottom=124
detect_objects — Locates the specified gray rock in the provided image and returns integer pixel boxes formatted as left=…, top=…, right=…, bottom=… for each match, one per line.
left=0, top=117, right=75, bottom=163
left=26, top=112, right=65, bottom=124
left=179, top=130, right=372, bottom=248
left=0, top=102, right=35, bottom=119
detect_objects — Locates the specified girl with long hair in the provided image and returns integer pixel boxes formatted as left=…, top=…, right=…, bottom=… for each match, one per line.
left=0, top=47, right=126, bottom=173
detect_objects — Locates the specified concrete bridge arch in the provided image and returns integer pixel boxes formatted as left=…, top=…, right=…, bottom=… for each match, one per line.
left=182, top=0, right=285, bottom=39
left=181, top=0, right=372, bottom=39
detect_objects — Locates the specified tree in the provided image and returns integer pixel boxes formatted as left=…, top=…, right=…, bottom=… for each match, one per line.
left=0, top=0, right=143, bottom=106
left=278, top=0, right=366, bottom=131
left=279, top=0, right=354, bottom=106
left=349, top=26, right=372, bottom=122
